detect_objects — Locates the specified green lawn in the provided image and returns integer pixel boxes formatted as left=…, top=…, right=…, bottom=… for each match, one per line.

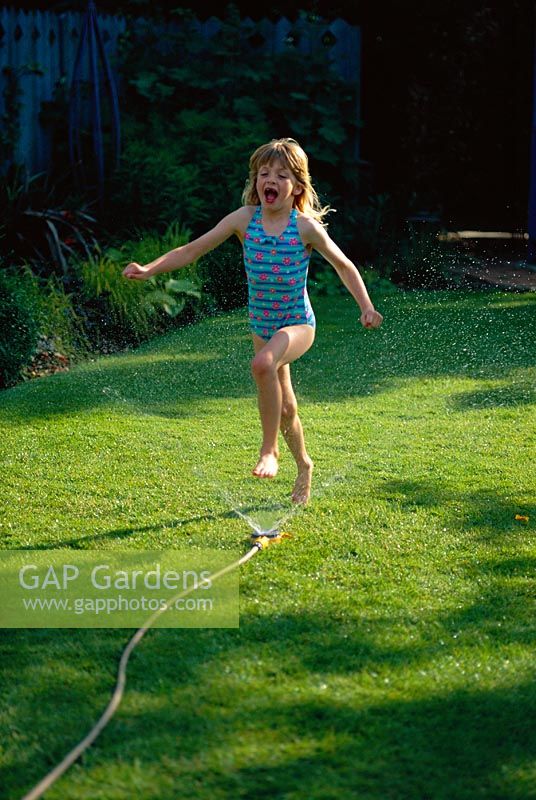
left=1, top=289, right=535, bottom=799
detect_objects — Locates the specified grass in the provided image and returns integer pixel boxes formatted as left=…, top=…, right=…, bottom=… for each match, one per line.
left=1, top=288, right=535, bottom=799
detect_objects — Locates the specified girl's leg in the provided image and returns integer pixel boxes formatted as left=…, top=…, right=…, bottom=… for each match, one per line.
left=251, top=325, right=315, bottom=479
left=278, top=362, right=314, bottom=504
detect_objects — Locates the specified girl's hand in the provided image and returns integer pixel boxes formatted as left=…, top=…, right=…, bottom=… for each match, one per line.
left=123, top=262, right=151, bottom=280
left=360, top=307, right=383, bottom=329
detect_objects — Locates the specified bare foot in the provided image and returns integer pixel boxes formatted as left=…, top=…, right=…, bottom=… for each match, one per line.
left=292, top=458, right=314, bottom=504
left=252, top=452, right=279, bottom=478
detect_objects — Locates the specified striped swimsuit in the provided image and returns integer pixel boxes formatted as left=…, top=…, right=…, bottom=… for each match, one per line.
left=243, top=206, right=315, bottom=340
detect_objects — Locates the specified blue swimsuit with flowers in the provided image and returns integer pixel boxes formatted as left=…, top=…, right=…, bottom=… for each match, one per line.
left=243, top=206, right=316, bottom=340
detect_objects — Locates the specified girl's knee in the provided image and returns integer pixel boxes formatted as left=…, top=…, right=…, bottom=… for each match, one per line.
left=280, top=399, right=298, bottom=422
left=251, top=351, right=276, bottom=379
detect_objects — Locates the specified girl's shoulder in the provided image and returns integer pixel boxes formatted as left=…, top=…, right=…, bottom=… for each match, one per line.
left=236, top=204, right=257, bottom=227
left=296, top=211, right=324, bottom=245
left=228, top=205, right=257, bottom=242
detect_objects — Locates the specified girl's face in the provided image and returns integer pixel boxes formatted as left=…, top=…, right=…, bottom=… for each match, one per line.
left=255, top=158, right=302, bottom=210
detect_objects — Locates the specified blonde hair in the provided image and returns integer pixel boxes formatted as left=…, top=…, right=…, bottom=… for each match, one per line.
left=242, top=137, right=331, bottom=224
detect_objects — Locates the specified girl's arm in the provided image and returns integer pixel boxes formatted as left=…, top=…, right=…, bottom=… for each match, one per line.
left=302, top=219, right=383, bottom=329
left=123, top=208, right=249, bottom=280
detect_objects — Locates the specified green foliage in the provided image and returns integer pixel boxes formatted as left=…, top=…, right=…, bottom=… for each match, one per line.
left=28, top=271, right=89, bottom=359
left=107, top=222, right=195, bottom=277
left=0, top=269, right=40, bottom=387
left=0, top=164, right=98, bottom=277
left=79, top=252, right=153, bottom=339
left=103, top=124, right=210, bottom=233
left=309, top=252, right=399, bottom=300
left=360, top=267, right=401, bottom=296
left=40, top=275, right=85, bottom=351
left=108, top=222, right=202, bottom=318
left=308, top=253, right=344, bottom=298
left=76, top=221, right=201, bottom=345
left=106, top=8, right=360, bottom=238
left=145, top=276, right=201, bottom=318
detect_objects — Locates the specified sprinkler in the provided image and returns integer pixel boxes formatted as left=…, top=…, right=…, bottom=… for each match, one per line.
left=250, top=529, right=292, bottom=547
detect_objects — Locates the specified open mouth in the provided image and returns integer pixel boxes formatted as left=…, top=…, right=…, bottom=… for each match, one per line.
left=264, top=188, right=278, bottom=204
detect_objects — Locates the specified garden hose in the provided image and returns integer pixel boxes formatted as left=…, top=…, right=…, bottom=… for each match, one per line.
left=20, top=532, right=290, bottom=800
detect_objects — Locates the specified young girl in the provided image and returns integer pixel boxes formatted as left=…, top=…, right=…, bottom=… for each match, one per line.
left=123, top=137, right=383, bottom=504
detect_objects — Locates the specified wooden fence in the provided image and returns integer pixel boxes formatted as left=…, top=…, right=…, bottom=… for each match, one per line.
left=0, top=6, right=361, bottom=175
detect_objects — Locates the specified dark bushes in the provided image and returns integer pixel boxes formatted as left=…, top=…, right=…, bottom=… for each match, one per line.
left=0, top=270, right=40, bottom=387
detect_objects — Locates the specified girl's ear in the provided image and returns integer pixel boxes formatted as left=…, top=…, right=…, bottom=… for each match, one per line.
left=292, top=184, right=303, bottom=196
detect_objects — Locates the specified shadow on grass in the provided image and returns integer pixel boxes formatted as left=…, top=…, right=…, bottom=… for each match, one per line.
left=13, top=509, right=241, bottom=550
left=209, top=684, right=536, bottom=800
left=449, top=378, right=536, bottom=410
left=10, top=500, right=296, bottom=550
left=377, top=478, right=535, bottom=540
left=3, top=512, right=536, bottom=797
left=0, top=291, right=535, bottom=424
left=2, top=583, right=535, bottom=799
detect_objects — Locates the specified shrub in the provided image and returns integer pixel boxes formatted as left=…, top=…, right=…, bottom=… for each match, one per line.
left=103, top=125, right=210, bottom=235
left=28, top=273, right=89, bottom=359
left=75, top=221, right=201, bottom=346
left=105, top=8, right=361, bottom=240
left=308, top=252, right=345, bottom=298
left=308, top=253, right=399, bottom=300
left=104, top=115, right=268, bottom=237
left=0, top=269, right=40, bottom=388
left=0, top=164, right=98, bottom=279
